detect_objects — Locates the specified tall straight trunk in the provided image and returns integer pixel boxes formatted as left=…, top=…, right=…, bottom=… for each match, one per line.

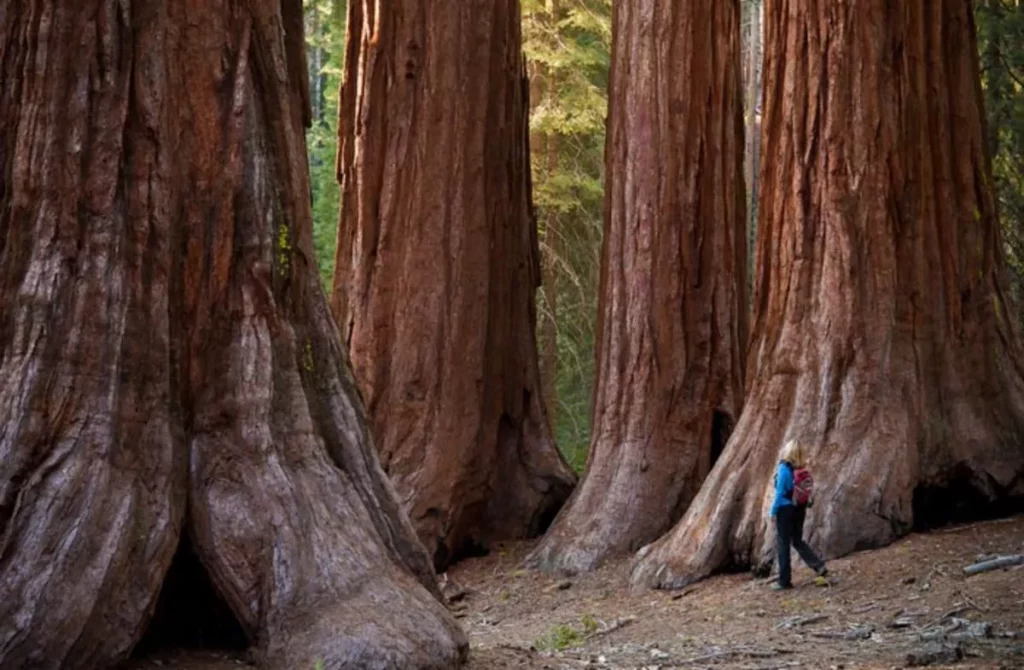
left=0, top=1, right=466, bottom=668
left=536, top=0, right=562, bottom=432
left=527, top=0, right=748, bottom=574
left=541, top=138, right=560, bottom=431
left=632, top=0, right=1024, bottom=590
left=332, top=0, right=576, bottom=570
left=744, top=0, right=762, bottom=277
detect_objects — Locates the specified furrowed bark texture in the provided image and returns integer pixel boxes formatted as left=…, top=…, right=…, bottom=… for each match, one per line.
left=631, top=0, right=1024, bottom=590
left=526, top=0, right=748, bottom=575
left=331, top=0, right=576, bottom=569
left=0, top=2, right=466, bottom=668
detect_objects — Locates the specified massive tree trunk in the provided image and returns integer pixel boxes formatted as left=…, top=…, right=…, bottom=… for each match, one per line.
left=0, top=2, right=466, bottom=669
left=331, top=0, right=576, bottom=570
left=526, top=0, right=748, bottom=575
left=631, top=0, right=1024, bottom=590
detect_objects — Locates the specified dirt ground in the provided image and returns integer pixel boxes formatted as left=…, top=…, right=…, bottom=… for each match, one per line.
left=125, top=515, right=1024, bottom=670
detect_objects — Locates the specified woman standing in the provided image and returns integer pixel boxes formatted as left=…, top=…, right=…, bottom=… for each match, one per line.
left=770, top=439, right=828, bottom=590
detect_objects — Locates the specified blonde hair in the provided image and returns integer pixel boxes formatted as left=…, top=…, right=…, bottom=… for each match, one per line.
left=780, top=439, right=807, bottom=468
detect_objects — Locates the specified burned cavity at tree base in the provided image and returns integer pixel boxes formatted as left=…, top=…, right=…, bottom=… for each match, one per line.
left=132, top=533, right=249, bottom=658
left=913, top=464, right=1024, bottom=532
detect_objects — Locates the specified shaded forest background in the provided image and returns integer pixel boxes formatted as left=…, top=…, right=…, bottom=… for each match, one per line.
left=303, top=0, right=1024, bottom=471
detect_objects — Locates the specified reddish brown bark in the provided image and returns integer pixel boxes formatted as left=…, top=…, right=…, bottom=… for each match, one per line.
left=331, top=0, right=576, bottom=569
left=0, top=2, right=466, bottom=668
left=526, top=0, right=748, bottom=574
left=631, top=0, right=1024, bottom=590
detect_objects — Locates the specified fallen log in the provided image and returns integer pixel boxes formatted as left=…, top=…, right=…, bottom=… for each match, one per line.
left=962, top=555, right=1023, bottom=576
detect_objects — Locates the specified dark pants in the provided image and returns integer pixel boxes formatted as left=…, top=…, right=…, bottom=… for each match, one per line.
left=776, top=505, right=824, bottom=587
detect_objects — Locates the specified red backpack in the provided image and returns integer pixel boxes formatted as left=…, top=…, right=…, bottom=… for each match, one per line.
left=792, top=467, right=813, bottom=506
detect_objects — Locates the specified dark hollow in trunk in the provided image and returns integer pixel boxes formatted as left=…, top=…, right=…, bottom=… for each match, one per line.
left=913, top=465, right=1024, bottom=532
left=331, top=0, right=576, bottom=570
left=132, top=533, right=248, bottom=657
left=525, top=0, right=748, bottom=575
left=630, top=0, right=1024, bottom=591
left=0, top=2, right=467, bottom=668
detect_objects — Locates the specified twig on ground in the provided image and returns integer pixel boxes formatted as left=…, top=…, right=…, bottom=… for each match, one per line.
left=957, top=589, right=989, bottom=612
left=850, top=601, right=879, bottom=614
left=664, top=646, right=792, bottom=666
left=809, top=625, right=874, bottom=641
left=585, top=616, right=636, bottom=640
left=962, top=554, right=1024, bottom=576
left=774, top=614, right=828, bottom=630
left=932, top=517, right=1018, bottom=535
left=495, top=642, right=534, bottom=654
left=919, top=604, right=970, bottom=632
left=670, top=587, right=697, bottom=600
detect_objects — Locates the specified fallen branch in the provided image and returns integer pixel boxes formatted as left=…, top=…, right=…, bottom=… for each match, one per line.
left=850, top=601, right=879, bottom=614
left=962, top=554, right=1023, bottom=576
left=809, top=625, right=873, bottom=641
left=919, top=603, right=970, bottom=632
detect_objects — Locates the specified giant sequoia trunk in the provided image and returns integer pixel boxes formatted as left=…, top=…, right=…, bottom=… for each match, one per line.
left=526, top=0, right=748, bottom=575
left=331, top=0, right=576, bottom=569
left=631, top=0, right=1024, bottom=590
left=0, top=2, right=466, bottom=668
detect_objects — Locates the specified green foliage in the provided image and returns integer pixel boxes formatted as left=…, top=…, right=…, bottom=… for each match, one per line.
left=580, top=613, right=599, bottom=634
left=304, top=0, right=346, bottom=289
left=533, top=614, right=600, bottom=651
left=533, top=622, right=584, bottom=651
left=524, top=0, right=611, bottom=469
left=976, top=0, right=1024, bottom=321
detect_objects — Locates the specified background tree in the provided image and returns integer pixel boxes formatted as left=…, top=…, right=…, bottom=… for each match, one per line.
left=743, top=0, right=764, bottom=288
left=522, top=0, right=611, bottom=470
left=632, top=0, right=1024, bottom=590
left=527, top=0, right=748, bottom=574
left=305, top=0, right=347, bottom=288
left=332, top=0, right=577, bottom=570
left=976, top=0, right=1024, bottom=320
left=0, top=2, right=466, bottom=668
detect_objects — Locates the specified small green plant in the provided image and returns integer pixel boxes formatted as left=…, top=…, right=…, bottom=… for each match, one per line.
left=314, top=661, right=325, bottom=670
left=533, top=614, right=601, bottom=652
left=534, top=623, right=584, bottom=651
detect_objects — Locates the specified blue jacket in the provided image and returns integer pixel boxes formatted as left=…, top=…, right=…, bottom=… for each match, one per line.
left=770, top=461, right=794, bottom=517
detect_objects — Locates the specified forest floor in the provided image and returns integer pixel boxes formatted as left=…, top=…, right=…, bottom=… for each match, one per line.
left=125, top=515, right=1024, bottom=670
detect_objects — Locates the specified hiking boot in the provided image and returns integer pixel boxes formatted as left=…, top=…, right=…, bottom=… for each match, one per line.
left=771, top=582, right=792, bottom=591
